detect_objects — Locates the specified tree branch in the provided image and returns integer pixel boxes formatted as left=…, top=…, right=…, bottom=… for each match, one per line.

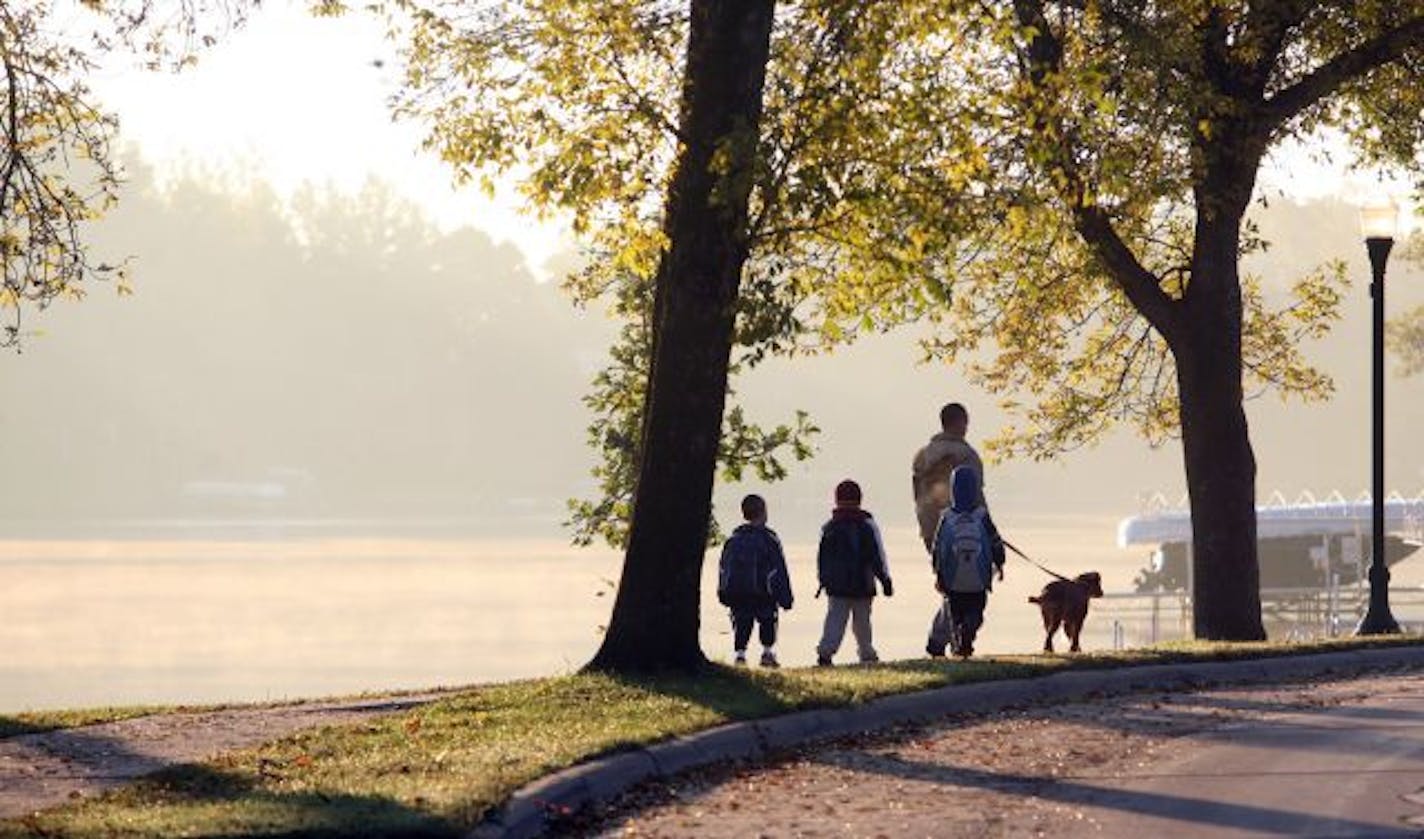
left=607, top=47, right=685, bottom=144
left=1262, top=14, right=1424, bottom=132
left=1053, top=0, right=1190, bottom=73
left=1071, top=204, right=1182, bottom=342
left=1012, top=0, right=1183, bottom=344
left=1, top=46, right=21, bottom=223
left=1240, top=0, right=1316, bottom=84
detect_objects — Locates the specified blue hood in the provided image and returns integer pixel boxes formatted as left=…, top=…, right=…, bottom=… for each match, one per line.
left=950, top=466, right=980, bottom=512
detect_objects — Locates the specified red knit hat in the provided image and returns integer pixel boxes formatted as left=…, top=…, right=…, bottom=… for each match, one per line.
left=834, top=479, right=862, bottom=507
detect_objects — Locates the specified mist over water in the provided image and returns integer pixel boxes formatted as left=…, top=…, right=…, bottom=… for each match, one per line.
left=9, top=515, right=1423, bottom=712
left=0, top=517, right=1145, bottom=712
left=3, top=161, right=1423, bottom=711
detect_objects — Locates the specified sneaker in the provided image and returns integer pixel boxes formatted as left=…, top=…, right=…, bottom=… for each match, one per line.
left=734, top=652, right=748, bottom=666
left=816, top=655, right=833, bottom=667
left=759, top=651, right=780, bottom=668
left=859, top=654, right=880, bottom=665
left=926, top=644, right=946, bottom=659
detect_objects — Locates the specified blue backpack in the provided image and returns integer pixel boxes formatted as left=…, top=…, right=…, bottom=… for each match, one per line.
left=718, top=532, right=769, bottom=603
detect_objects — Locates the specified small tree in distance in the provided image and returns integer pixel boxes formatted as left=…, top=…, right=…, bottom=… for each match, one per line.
left=1387, top=234, right=1424, bottom=375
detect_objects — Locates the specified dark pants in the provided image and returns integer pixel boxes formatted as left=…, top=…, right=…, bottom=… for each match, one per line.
left=950, top=591, right=988, bottom=654
left=729, top=600, right=778, bottom=651
left=928, top=591, right=988, bottom=655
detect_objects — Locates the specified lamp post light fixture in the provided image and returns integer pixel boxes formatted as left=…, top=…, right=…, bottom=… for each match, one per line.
left=1356, top=196, right=1401, bottom=636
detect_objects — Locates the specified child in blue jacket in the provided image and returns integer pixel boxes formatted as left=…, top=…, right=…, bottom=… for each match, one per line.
left=928, top=467, right=1005, bottom=658
left=717, top=494, right=794, bottom=667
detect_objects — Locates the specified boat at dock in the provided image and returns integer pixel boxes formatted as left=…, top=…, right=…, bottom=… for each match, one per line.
left=1120, top=493, right=1424, bottom=592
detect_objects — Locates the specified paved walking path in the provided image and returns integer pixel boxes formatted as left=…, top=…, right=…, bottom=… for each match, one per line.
left=1080, top=675, right=1424, bottom=837
left=7, top=655, right=1424, bottom=835
left=590, top=670, right=1424, bottom=837
left=0, top=694, right=442, bottom=819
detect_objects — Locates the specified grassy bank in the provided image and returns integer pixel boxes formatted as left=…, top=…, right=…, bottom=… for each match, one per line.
left=0, top=686, right=460, bottom=740
left=0, top=707, right=176, bottom=740
left=4, top=635, right=1422, bottom=838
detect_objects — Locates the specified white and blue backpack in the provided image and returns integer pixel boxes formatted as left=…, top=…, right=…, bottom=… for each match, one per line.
left=935, top=507, right=987, bottom=593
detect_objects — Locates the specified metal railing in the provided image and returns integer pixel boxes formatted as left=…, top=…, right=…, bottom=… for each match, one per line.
left=1093, top=584, right=1424, bottom=649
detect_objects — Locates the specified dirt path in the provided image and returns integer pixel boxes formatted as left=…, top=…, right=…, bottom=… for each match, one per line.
left=585, top=670, right=1424, bottom=838
left=0, top=694, right=442, bottom=819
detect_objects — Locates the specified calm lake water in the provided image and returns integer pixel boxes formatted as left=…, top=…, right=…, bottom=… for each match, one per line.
left=0, top=516, right=1229, bottom=711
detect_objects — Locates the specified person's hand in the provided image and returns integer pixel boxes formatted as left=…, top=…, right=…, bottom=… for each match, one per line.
left=934, top=578, right=944, bottom=593
left=883, top=578, right=895, bottom=597
left=996, top=566, right=1005, bottom=581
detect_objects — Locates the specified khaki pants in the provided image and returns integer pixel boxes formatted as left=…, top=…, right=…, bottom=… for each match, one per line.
left=816, top=596, right=878, bottom=662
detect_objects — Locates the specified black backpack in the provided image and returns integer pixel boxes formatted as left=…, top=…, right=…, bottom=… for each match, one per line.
left=818, top=519, right=869, bottom=597
left=718, top=532, right=768, bottom=604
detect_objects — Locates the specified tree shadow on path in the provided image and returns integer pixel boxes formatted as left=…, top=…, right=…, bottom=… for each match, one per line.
left=811, top=749, right=1405, bottom=837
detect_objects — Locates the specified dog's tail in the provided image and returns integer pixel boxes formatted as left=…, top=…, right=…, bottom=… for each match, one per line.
left=1028, top=596, right=1041, bottom=604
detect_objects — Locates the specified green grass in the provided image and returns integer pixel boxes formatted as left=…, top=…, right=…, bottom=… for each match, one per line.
left=0, top=707, right=174, bottom=739
left=4, top=635, right=1423, bottom=838
left=0, top=686, right=461, bottom=740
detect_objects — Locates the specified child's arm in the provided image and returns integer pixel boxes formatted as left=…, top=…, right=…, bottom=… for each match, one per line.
left=715, top=539, right=733, bottom=604
left=813, top=526, right=829, bottom=597
left=982, top=511, right=1007, bottom=578
left=866, top=518, right=894, bottom=597
left=768, top=530, right=794, bottom=610
left=929, top=513, right=947, bottom=569
left=930, top=513, right=949, bottom=591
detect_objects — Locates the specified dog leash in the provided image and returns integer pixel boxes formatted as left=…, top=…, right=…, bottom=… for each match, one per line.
left=1001, top=538, right=1072, bottom=582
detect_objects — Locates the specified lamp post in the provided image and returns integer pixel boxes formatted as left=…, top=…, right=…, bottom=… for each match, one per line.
left=1356, top=197, right=1401, bottom=636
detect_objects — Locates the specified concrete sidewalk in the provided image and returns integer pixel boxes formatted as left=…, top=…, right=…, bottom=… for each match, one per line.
left=475, top=646, right=1424, bottom=838
left=1068, top=678, right=1424, bottom=837
left=592, top=667, right=1424, bottom=838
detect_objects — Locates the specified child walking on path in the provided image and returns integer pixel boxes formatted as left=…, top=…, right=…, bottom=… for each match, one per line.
left=717, top=494, right=794, bottom=667
left=814, top=480, right=893, bottom=666
left=928, top=466, right=1005, bottom=658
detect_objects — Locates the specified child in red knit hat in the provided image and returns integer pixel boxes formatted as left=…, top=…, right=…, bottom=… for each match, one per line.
left=813, top=479, right=893, bottom=666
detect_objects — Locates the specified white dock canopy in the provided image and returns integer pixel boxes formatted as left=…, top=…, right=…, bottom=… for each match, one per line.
left=1118, top=496, right=1424, bottom=547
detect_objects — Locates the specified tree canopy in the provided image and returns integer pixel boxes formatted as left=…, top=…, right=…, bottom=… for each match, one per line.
left=389, top=0, right=1421, bottom=546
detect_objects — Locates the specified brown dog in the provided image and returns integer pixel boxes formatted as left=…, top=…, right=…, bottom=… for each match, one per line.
left=1029, top=572, right=1103, bottom=653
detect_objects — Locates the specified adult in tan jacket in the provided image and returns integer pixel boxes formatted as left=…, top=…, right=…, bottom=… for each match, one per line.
left=911, top=403, right=985, bottom=552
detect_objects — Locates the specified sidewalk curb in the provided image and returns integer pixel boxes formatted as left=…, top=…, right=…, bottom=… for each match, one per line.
left=468, top=645, right=1424, bottom=838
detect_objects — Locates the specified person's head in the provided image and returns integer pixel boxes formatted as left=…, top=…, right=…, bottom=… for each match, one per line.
left=950, top=465, right=980, bottom=512
left=940, top=402, right=969, bottom=435
left=834, top=479, right=863, bottom=509
left=741, top=493, right=768, bottom=524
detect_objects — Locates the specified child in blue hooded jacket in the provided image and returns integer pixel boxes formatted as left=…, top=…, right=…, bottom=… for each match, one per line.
left=928, top=466, right=1005, bottom=658
left=717, top=494, right=794, bottom=667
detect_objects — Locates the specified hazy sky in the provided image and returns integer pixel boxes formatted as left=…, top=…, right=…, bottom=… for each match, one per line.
left=90, top=2, right=573, bottom=280
left=88, top=2, right=1413, bottom=268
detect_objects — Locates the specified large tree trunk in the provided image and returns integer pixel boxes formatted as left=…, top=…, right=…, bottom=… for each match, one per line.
left=1176, top=196, right=1267, bottom=641
left=1176, top=333, right=1267, bottom=640
left=588, top=0, right=776, bottom=672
